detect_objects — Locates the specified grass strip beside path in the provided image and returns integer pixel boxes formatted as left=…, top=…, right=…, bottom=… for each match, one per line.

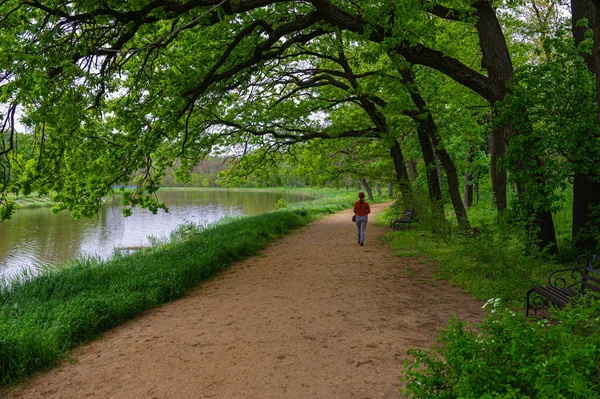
left=0, top=194, right=361, bottom=385
left=378, top=212, right=569, bottom=307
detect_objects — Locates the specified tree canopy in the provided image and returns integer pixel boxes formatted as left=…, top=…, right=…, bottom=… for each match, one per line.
left=1, top=0, right=600, bottom=251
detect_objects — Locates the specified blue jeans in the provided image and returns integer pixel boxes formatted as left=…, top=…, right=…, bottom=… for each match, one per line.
left=355, top=215, right=368, bottom=244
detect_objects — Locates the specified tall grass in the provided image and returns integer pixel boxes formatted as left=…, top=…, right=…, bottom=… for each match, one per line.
left=0, top=192, right=362, bottom=385
left=380, top=186, right=576, bottom=307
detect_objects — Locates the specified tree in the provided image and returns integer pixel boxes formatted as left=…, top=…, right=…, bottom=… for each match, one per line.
left=0, top=0, right=331, bottom=217
left=570, top=0, right=600, bottom=251
left=188, top=32, right=419, bottom=201
left=0, top=0, right=595, bottom=251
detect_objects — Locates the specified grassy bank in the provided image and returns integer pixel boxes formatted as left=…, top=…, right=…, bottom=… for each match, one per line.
left=0, top=191, right=369, bottom=385
left=378, top=190, right=575, bottom=307
left=380, top=227, right=562, bottom=306
left=10, top=195, right=55, bottom=210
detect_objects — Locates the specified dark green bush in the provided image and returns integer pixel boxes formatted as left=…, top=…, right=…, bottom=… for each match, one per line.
left=401, top=299, right=600, bottom=399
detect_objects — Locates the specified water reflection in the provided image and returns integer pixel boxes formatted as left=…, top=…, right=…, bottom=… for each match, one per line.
left=0, top=189, right=311, bottom=277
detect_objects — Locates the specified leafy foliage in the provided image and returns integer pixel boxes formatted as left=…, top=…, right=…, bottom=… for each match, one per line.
left=498, top=30, right=600, bottom=247
left=1, top=0, right=597, bottom=252
left=401, top=300, right=600, bottom=399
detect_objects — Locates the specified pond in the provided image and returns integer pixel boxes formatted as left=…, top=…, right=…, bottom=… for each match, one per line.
left=0, top=189, right=312, bottom=278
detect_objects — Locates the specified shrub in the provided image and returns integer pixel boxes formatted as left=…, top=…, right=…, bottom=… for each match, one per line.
left=274, top=198, right=288, bottom=209
left=400, top=299, right=600, bottom=399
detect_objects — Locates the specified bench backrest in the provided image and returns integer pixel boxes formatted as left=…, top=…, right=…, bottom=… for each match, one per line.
left=582, top=266, right=600, bottom=297
left=405, top=208, right=415, bottom=218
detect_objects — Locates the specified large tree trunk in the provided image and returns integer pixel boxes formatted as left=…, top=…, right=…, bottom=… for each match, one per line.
left=360, top=178, right=374, bottom=201
left=572, top=0, right=600, bottom=251
left=435, top=154, right=443, bottom=194
left=473, top=0, right=556, bottom=248
left=573, top=173, right=600, bottom=250
left=413, top=119, right=445, bottom=219
left=489, top=123, right=508, bottom=211
left=472, top=1, right=513, bottom=213
left=429, top=129, right=470, bottom=230
left=464, top=175, right=473, bottom=208
left=389, top=139, right=412, bottom=202
left=416, top=127, right=444, bottom=207
left=407, top=159, right=418, bottom=182
left=534, top=209, right=558, bottom=251
left=515, top=157, right=558, bottom=253
left=400, top=68, right=469, bottom=229
left=397, top=71, right=443, bottom=215
left=573, top=0, right=600, bottom=116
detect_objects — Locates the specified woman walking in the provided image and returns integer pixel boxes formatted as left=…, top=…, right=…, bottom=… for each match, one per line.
left=353, top=192, right=371, bottom=246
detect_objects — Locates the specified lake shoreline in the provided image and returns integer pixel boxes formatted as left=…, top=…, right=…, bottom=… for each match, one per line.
left=11, top=186, right=321, bottom=209
left=1, top=188, right=319, bottom=278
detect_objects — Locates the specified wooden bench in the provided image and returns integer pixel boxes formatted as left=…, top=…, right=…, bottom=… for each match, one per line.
left=526, top=254, right=600, bottom=318
left=391, top=208, right=415, bottom=231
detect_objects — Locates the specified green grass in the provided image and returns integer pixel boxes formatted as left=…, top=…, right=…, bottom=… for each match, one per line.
left=0, top=190, right=383, bottom=385
left=377, top=190, right=576, bottom=307
left=9, top=194, right=55, bottom=209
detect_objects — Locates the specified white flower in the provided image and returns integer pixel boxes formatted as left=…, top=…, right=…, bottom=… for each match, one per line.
left=482, top=298, right=502, bottom=309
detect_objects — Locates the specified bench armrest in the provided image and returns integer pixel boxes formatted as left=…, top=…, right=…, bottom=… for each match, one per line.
left=547, top=266, right=586, bottom=288
left=545, top=254, right=597, bottom=288
left=577, top=254, right=599, bottom=268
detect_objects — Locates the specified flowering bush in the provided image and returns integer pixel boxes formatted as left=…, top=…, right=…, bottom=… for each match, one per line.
left=400, top=299, right=600, bottom=398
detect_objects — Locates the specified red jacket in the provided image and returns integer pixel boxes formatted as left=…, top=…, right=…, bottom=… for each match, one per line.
left=353, top=200, right=371, bottom=216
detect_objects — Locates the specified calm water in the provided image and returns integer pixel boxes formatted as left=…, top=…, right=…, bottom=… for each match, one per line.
left=0, top=189, right=312, bottom=278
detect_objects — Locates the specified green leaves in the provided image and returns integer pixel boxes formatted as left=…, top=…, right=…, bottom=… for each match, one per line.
left=498, top=30, right=600, bottom=216
left=0, top=197, right=16, bottom=221
left=401, top=301, right=600, bottom=398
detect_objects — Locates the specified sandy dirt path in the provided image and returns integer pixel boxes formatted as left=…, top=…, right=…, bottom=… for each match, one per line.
left=3, top=203, right=485, bottom=399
